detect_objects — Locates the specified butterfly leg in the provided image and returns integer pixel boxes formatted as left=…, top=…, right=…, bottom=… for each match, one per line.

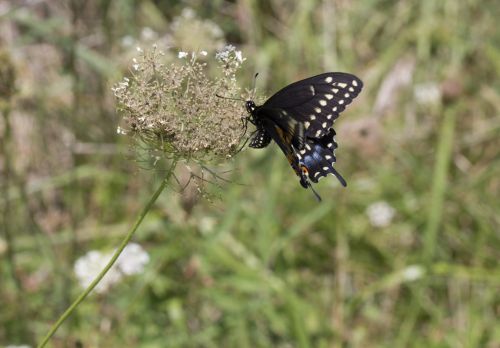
left=235, top=129, right=258, bottom=154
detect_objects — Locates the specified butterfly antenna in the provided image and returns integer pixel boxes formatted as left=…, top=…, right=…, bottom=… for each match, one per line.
left=215, top=94, right=245, bottom=102
left=251, top=73, right=259, bottom=100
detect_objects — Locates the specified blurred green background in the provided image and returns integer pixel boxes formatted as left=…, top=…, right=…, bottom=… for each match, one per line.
left=1, top=1, right=499, bottom=347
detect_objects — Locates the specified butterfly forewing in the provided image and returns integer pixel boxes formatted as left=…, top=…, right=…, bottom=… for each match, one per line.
left=263, top=73, right=363, bottom=138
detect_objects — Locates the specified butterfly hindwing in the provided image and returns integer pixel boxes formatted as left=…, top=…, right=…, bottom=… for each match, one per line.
left=263, top=73, right=363, bottom=138
left=258, top=118, right=302, bottom=178
left=297, top=129, right=347, bottom=186
left=253, top=107, right=305, bottom=150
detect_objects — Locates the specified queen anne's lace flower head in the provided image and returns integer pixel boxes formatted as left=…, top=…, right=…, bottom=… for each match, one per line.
left=366, top=201, right=396, bottom=227
left=74, top=243, right=150, bottom=294
left=113, top=45, right=247, bottom=163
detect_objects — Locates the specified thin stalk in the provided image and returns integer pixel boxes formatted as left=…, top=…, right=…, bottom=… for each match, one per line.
left=423, top=107, right=457, bottom=262
left=37, top=161, right=177, bottom=348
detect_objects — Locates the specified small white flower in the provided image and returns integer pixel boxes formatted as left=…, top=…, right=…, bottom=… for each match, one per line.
left=366, top=201, right=396, bottom=227
left=153, top=155, right=161, bottom=166
left=133, top=64, right=140, bottom=71
left=178, top=51, right=188, bottom=59
left=414, top=82, right=441, bottom=105
left=116, top=243, right=150, bottom=275
left=121, top=35, right=134, bottom=47
left=402, top=265, right=425, bottom=281
left=141, top=26, right=157, bottom=40
left=116, top=126, right=127, bottom=135
left=198, top=217, right=216, bottom=235
left=235, top=50, right=243, bottom=63
left=136, top=46, right=143, bottom=52
left=208, top=22, right=223, bottom=38
left=181, top=7, right=196, bottom=19
left=200, top=50, right=208, bottom=56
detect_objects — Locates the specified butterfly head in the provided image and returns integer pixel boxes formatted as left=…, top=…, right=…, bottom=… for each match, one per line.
left=245, top=100, right=256, bottom=114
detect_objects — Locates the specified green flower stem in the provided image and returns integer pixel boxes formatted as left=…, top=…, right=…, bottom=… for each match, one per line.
left=38, top=162, right=177, bottom=348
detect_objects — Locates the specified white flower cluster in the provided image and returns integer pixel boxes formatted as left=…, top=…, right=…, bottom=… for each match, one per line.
left=111, top=77, right=130, bottom=95
left=74, top=243, right=150, bottom=294
left=178, top=50, right=209, bottom=59
left=215, top=45, right=245, bottom=65
left=366, top=201, right=396, bottom=228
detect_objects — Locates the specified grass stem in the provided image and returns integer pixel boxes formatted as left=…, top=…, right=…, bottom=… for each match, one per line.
left=37, top=161, right=177, bottom=348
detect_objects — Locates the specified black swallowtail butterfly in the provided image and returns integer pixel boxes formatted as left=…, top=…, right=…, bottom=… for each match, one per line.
left=245, top=72, right=363, bottom=201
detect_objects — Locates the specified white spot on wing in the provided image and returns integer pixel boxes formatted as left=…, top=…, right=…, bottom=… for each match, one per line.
left=325, top=76, right=333, bottom=83
left=325, top=155, right=332, bottom=160
left=327, top=114, right=332, bottom=119
left=325, top=94, right=333, bottom=100
left=338, top=100, right=344, bottom=105
left=332, top=88, right=339, bottom=94
left=338, top=82, right=347, bottom=88
left=310, top=115, right=316, bottom=120
left=315, top=107, right=321, bottom=113
left=322, top=166, right=329, bottom=170
left=344, top=93, right=350, bottom=98
left=306, top=144, right=311, bottom=150
left=315, top=130, right=321, bottom=137
left=304, top=121, right=310, bottom=129
left=333, top=106, right=337, bottom=112
left=349, top=87, right=354, bottom=92
left=319, top=100, right=327, bottom=106
left=322, top=122, right=327, bottom=128
left=352, top=80, right=358, bottom=86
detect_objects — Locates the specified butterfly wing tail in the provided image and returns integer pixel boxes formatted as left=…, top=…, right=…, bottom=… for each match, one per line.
left=331, top=167, right=347, bottom=187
